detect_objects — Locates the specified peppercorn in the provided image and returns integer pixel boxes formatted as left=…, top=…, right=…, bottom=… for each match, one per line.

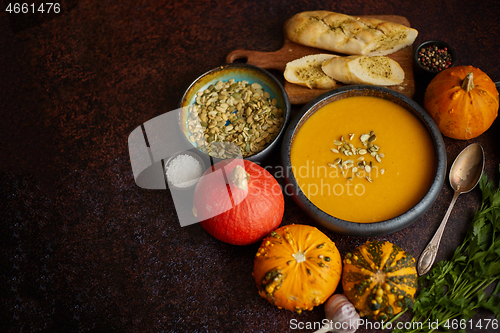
left=417, top=45, right=453, bottom=72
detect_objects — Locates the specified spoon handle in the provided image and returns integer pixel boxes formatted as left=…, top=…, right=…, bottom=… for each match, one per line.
left=417, top=191, right=461, bottom=276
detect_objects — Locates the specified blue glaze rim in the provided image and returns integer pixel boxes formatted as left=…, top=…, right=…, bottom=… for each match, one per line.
left=281, top=85, right=447, bottom=237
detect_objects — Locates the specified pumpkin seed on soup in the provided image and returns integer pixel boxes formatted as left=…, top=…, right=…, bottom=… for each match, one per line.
left=328, top=131, right=385, bottom=182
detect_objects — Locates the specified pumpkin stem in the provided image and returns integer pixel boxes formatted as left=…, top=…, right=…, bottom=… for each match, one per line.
left=461, top=72, right=475, bottom=92
left=230, top=164, right=249, bottom=191
left=292, top=251, right=306, bottom=263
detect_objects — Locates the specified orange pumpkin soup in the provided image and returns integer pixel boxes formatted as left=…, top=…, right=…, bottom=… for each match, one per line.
left=290, top=96, right=436, bottom=223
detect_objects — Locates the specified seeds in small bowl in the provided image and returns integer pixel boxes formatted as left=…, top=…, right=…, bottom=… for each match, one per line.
left=413, top=41, right=457, bottom=82
left=417, top=44, right=453, bottom=72
left=186, top=79, right=284, bottom=158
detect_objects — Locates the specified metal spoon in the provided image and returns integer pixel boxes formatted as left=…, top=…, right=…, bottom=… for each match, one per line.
left=417, top=143, right=484, bottom=276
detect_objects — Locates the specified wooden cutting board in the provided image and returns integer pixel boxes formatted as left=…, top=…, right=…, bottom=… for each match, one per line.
left=226, top=15, right=415, bottom=105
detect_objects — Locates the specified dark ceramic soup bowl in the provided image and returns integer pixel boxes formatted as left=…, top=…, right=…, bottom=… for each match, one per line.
left=281, top=85, right=447, bottom=237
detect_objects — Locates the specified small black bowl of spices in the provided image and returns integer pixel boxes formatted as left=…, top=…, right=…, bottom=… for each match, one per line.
left=413, top=40, right=457, bottom=82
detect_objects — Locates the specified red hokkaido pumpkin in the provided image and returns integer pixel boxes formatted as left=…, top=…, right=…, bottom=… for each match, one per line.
left=193, top=159, right=284, bottom=245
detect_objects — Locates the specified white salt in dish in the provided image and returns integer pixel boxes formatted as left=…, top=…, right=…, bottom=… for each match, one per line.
left=165, top=152, right=205, bottom=189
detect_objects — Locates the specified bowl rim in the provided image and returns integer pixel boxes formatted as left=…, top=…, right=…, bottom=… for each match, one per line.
left=413, top=40, right=457, bottom=74
left=178, top=63, right=291, bottom=162
left=281, top=85, right=447, bottom=236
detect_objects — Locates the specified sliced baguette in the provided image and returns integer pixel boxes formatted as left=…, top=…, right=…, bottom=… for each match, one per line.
left=284, top=54, right=339, bottom=89
left=285, top=11, right=418, bottom=56
left=321, top=55, right=404, bottom=86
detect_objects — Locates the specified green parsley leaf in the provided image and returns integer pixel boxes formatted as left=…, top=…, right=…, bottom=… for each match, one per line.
left=391, top=166, right=500, bottom=333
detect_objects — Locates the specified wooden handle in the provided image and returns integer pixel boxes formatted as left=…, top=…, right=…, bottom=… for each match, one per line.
left=226, top=38, right=335, bottom=73
left=226, top=49, right=288, bottom=71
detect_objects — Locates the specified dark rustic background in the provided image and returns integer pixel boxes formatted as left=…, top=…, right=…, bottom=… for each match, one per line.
left=1, top=0, right=499, bottom=332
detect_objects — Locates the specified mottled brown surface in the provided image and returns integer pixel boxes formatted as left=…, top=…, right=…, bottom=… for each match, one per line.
left=1, top=0, right=500, bottom=332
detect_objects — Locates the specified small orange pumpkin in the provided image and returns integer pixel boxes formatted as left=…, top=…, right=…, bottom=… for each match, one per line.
left=424, top=65, right=499, bottom=140
left=253, top=224, right=342, bottom=314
